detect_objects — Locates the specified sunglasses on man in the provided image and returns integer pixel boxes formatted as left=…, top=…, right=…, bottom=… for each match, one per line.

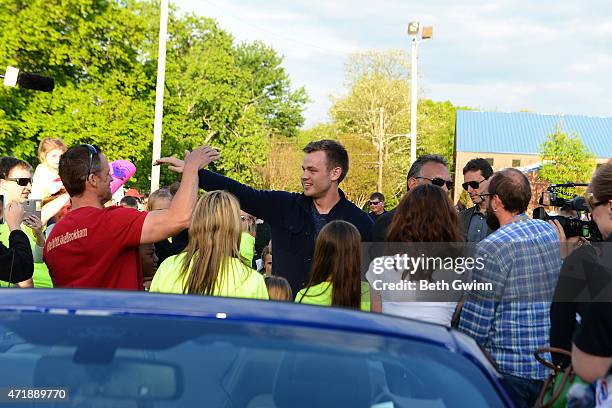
left=6, top=177, right=32, bottom=187
left=83, top=143, right=101, bottom=179
left=462, top=177, right=488, bottom=191
left=416, top=177, right=453, bottom=189
left=369, top=201, right=382, bottom=206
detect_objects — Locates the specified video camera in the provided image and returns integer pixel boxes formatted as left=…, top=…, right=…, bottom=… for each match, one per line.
left=533, top=183, right=603, bottom=241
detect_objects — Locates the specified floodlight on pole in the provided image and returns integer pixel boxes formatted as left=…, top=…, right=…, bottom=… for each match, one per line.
left=407, top=22, right=433, bottom=167
left=150, top=0, right=169, bottom=193
left=407, top=21, right=420, bottom=35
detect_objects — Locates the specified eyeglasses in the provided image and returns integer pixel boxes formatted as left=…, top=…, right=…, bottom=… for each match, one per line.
left=369, top=201, right=382, bottom=206
left=6, top=177, right=32, bottom=187
left=416, top=177, right=453, bottom=189
left=462, top=177, right=488, bottom=191
left=84, top=144, right=100, bottom=179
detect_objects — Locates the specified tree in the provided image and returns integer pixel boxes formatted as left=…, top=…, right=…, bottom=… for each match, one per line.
left=0, top=0, right=306, bottom=191
left=326, top=49, right=468, bottom=208
left=256, top=136, right=302, bottom=192
left=539, top=127, right=596, bottom=200
left=417, top=100, right=469, bottom=174
left=539, top=127, right=596, bottom=184
left=330, top=50, right=411, bottom=205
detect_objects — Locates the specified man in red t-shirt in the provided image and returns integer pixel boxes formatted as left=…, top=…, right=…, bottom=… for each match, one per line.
left=44, top=144, right=219, bottom=289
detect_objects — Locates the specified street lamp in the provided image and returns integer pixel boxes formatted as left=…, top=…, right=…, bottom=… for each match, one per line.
left=407, top=22, right=433, bottom=166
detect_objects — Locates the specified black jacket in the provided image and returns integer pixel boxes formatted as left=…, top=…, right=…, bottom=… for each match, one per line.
left=155, top=229, right=189, bottom=265
left=0, top=230, right=34, bottom=283
left=372, top=208, right=396, bottom=242
left=550, top=234, right=612, bottom=367
left=198, top=170, right=373, bottom=293
left=458, top=206, right=493, bottom=242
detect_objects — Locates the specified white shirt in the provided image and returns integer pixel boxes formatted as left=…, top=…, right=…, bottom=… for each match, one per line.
left=366, top=256, right=460, bottom=327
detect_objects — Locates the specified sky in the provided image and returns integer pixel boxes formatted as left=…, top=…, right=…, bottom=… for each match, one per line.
left=174, top=0, right=612, bottom=128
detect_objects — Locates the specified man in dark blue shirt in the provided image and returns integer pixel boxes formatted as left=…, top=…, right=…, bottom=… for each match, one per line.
left=156, top=140, right=373, bottom=294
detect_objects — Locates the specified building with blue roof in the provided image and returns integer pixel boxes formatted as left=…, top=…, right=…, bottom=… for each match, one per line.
left=453, top=110, right=612, bottom=203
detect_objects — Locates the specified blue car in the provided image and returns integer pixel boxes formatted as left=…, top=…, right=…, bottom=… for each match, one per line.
left=0, top=289, right=515, bottom=407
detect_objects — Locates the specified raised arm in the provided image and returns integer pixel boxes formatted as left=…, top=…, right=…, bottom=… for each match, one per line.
left=155, top=156, right=292, bottom=223
left=140, top=147, right=219, bottom=244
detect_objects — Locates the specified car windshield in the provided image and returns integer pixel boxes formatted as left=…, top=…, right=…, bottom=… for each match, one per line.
left=0, top=311, right=504, bottom=408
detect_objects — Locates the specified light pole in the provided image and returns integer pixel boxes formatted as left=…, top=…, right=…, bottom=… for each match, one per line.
left=150, top=0, right=169, bottom=193
left=407, top=22, right=432, bottom=167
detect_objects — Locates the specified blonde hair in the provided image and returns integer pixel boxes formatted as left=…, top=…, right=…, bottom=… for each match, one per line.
left=38, top=138, right=67, bottom=163
left=147, top=188, right=173, bottom=211
left=180, top=190, right=242, bottom=295
left=265, top=276, right=293, bottom=301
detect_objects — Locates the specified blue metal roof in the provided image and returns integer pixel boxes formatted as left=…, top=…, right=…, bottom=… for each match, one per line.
left=456, top=110, right=612, bottom=158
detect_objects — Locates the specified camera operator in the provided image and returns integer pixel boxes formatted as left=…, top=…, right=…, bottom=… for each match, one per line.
left=0, top=200, right=34, bottom=282
left=554, top=163, right=612, bottom=406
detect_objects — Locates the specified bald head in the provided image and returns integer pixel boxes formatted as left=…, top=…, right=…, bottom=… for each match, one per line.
left=489, top=168, right=531, bottom=214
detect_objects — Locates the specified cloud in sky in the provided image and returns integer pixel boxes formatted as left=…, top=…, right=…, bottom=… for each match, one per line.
left=174, top=0, right=612, bottom=126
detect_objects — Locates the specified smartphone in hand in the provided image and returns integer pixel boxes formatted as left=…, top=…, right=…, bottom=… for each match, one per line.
left=23, top=199, right=42, bottom=221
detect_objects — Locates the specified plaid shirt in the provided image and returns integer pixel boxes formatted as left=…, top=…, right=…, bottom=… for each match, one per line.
left=459, top=216, right=561, bottom=380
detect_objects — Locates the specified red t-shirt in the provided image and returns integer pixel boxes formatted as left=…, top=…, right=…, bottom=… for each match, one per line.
left=44, top=206, right=148, bottom=290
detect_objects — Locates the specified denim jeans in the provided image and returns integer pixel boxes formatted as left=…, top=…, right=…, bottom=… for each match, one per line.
left=503, top=373, right=544, bottom=408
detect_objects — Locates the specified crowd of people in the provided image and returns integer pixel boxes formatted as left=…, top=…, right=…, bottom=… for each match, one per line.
left=0, top=136, right=611, bottom=408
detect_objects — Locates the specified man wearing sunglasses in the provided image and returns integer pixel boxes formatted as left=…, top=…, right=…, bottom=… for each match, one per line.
left=367, top=192, right=386, bottom=222
left=0, top=156, right=50, bottom=288
left=458, top=158, right=494, bottom=242
left=44, top=144, right=219, bottom=290
left=372, top=154, right=451, bottom=242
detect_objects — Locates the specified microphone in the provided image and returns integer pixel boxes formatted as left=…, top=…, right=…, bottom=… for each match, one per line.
left=2, top=66, right=54, bottom=92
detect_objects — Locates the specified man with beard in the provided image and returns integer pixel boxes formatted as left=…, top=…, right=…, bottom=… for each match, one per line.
left=459, top=168, right=561, bottom=408
left=44, top=144, right=219, bottom=289
left=156, top=140, right=373, bottom=294
left=458, top=158, right=493, bottom=242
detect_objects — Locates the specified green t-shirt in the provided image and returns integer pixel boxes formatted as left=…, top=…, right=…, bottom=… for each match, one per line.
left=296, top=281, right=371, bottom=311
left=0, top=223, right=53, bottom=288
left=239, top=232, right=255, bottom=266
left=149, top=252, right=269, bottom=300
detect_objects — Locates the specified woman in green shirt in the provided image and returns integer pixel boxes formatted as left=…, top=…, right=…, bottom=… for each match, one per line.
left=150, top=191, right=268, bottom=300
left=296, top=220, right=375, bottom=312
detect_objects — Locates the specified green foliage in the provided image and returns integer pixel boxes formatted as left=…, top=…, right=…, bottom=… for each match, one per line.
left=539, top=127, right=596, bottom=185
left=418, top=100, right=470, bottom=174
left=325, top=49, right=468, bottom=208
left=0, top=0, right=305, bottom=191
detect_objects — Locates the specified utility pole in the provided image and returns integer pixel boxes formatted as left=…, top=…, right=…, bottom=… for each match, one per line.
left=377, top=107, right=384, bottom=192
left=150, top=0, right=169, bottom=193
